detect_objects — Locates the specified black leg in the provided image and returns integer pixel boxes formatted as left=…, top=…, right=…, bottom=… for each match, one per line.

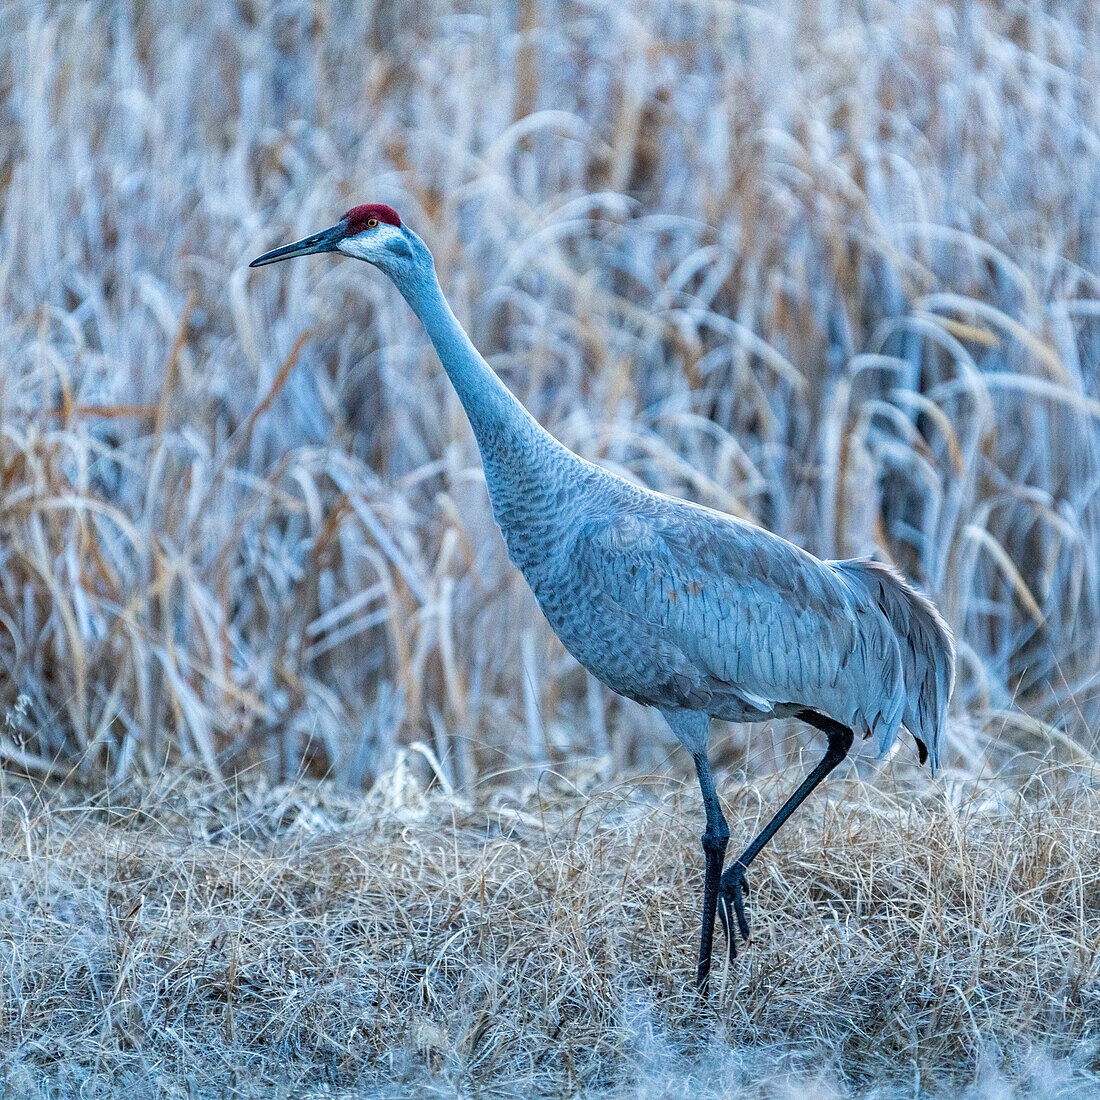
left=693, top=750, right=729, bottom=991
left=717, top=711, right=853, bottom=960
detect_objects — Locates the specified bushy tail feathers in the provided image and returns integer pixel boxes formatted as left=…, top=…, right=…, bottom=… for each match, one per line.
left=836, top=559, right=955, bottom=773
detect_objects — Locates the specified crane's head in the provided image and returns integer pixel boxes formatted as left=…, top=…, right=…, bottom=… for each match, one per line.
left=249, top=203, right=423, bottom=276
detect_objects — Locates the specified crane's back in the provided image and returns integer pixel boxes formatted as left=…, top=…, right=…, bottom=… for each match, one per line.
left=478, top=435, right=951, bottom=768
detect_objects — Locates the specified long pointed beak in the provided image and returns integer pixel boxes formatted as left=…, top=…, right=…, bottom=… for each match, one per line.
left=249, top=222, right=346, bottom=267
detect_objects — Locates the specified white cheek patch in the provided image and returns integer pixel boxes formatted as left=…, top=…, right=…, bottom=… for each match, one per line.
left=339, top=226, right=403, bottom=261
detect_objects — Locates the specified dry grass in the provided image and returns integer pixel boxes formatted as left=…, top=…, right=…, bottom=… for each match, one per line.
left=1, top=753, right=1099, bottom=1097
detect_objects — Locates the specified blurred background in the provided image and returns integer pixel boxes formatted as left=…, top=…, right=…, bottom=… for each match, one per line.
left=1, top=0, right=1098, bottom=790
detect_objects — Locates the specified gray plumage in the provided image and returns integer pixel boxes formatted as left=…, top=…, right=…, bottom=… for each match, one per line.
left=250, top=207, right=956, bottom=991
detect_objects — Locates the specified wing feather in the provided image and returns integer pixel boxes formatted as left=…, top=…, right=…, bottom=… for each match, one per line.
left=571, top=500, right=907, bottom=736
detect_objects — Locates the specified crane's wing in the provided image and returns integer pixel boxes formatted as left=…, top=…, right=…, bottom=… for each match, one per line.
left=570, top=502, right=906, bottom=739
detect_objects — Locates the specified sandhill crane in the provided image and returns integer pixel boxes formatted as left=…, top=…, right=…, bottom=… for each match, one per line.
left=250, top=203, right=955, bottom=990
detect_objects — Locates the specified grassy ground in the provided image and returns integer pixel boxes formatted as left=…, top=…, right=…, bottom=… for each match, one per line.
left=3, top=0, right=1100, bottom=787
left=2, top=751, right=1099, bottom=1097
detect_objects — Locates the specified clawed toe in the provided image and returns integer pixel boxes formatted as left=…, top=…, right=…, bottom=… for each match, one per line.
left=717, top=863, right=752, bottom=961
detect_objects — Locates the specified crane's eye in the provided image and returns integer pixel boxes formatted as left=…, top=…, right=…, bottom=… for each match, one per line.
left=366, top=217, right=379, bottom=229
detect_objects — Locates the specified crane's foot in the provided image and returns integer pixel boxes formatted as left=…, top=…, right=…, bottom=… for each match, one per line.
left=716, top=861, right=751, bottom=961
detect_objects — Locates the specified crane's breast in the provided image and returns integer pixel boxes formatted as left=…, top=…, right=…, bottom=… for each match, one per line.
left=516, top=516, right=708, bottom=708
left=477, top=452, right=677, bottom=698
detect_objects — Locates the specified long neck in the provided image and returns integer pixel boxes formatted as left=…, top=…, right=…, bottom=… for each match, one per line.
left=396, top=265, right=561, bottom=468
left=393, top=262, right=592, bottom=567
